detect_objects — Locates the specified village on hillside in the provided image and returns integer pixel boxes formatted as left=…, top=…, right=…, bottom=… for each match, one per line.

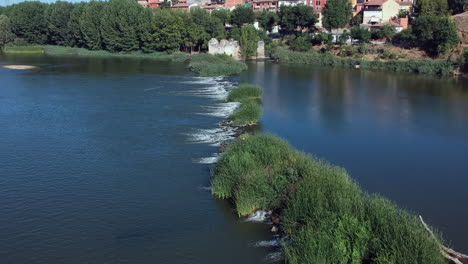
left=136, top=0, right=413, bottom=32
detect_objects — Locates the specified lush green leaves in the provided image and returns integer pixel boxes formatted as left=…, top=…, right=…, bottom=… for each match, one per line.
left=415, top=0, right=449, bottom=16
left=0, top=15, right=15, bottom=49
left=230, top=6, right=255, bottom=27
left=322, top=0, right=352, bottom=31
left=45, top=1, right=75, bottom=46
left=278, top=4, right=318, bottom=35
left=412, top=15, right=459, bottom=56
left=350, top=26, right=371, bottom=43
left=9, top=2, right=48, bottom=44
left=240, top=24, right=258, bottom=58
left=256, top=10, right=278, bottom=32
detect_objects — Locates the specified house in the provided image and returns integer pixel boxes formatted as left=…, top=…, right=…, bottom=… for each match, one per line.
left=250, top=0, right=279, bottom=11
left=172, top=1, right=200, bottom=10
left=361, top=0, right=409, bottom=25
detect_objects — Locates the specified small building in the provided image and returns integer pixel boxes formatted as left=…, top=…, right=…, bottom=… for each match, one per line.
left=250, top=0, right=279, bottom=11
left=172, top=2, right=200, bottom=10
left=362, top=0, right=409, bottom=25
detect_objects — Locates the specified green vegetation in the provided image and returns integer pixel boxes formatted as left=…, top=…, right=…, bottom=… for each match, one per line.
left=271, top=47, right=458, bottom=76
left=240, top=24, right=259, bottom=58
left=188, top=54, right=247, bottom=76
left=278, top=5, right=318, bottom=35
left=322, top=0, right=353, bottom=33
left=225, top=84, right=263, bottom=126
left=213, top=133, right=445, bottom=264
left=0, top=15, right=15, bottom=50
left=2, top=45, right=44, bottom=54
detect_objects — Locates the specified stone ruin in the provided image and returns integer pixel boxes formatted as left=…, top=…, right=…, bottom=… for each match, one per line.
left=208, top=38, right=266, bottom=60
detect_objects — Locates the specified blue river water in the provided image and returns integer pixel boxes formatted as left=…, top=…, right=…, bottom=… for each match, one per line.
left=1, top=54, right=467, bottom=263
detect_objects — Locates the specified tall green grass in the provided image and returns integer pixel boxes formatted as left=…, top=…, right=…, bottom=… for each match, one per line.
left=226, top=84, right=263, bottom=102
left=188, top=53, right=247, bottom=76
left=271, top=47, right=458, bottom=76
left=225, top=84, right=263, bottom=127
left=3, top=46, right=44, bottom=54
left=213, top=133, right=445, bottom=264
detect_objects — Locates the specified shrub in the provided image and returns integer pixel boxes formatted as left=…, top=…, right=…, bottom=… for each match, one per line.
left=226, top=84, right=263, bottom=102
left=229, top=100, right=263, bottom=127
left=287, top=34, right=312, bottom=52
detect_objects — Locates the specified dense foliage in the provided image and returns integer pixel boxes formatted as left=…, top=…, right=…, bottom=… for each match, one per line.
left=322, top=0, right=353, bottom=31
left=213, top=133, right=445, bottom=264
left=0, top=0, right=235, bottom=54
left=271, top=47, right=458, bottom=76
left=0, top=14, right=15, bottom=50
left=278, top=5, right=318, bottom=35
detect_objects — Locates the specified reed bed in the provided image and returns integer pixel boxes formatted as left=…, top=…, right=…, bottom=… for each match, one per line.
left=213, top=133, right=445, bottom=264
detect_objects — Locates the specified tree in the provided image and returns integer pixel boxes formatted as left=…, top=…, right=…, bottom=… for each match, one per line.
left=278, top=5, right=318, bottom=35
left=256, top=10, right=278, bottom=32
left=67, top=3, right=85, bottom=47
left=79, top=1, right=105, bottom=50
left=287, top=34, right=312, bottom=51
left=350, top=14, right=362, bottom=27
left=412, top=15, right=459, bottom=56
left=415, top=0, right=449, bottom=16
left=9, top=2, right=48, bottom=44
left=373, top=24, right=396, bottom=41
left=45, top=1, right=75, bottom=46
left=322, top=0, right=352, bottom=32
left=230, top=6, right=255, bottom=27
left=212, top=9, right=230, bottom=26
left=152, top=9, right=184, bottom=51
left=350, top=26, right=371, bottom=43
left=240, top=24, right=258, bottom=58
left=448, top=0, right=468, bottom=14
left=0, top=15, right=16, bottom=50
left=100, top=0, right=146, bottom=52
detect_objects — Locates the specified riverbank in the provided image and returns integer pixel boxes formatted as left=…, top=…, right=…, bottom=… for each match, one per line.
left=212, top=84, right=454, bottom=264
left=271, top=47, right=460, bottom=77
left=1, top=45, right=247, bottom=77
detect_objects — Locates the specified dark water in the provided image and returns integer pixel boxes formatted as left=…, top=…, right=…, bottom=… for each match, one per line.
left=0, top=55, right=272, bottom=264
left=1, top=55, right=467, bottom=264
left=241, top=61, right=468, bottom=252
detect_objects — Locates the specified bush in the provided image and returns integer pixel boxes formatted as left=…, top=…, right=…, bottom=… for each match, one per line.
left=287, top=34, right=312, bottom=52
left=226, top=84, right=263, bottom=102
left=226, top=84, right=263, bottom=127
left=229, top=100, right=263, bottom=127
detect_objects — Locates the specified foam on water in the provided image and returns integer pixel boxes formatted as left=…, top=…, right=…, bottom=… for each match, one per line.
left=196, top=102, right=240, bottom=118
left=253, top=240, right=280, bottom=248
left=193, top=155, right=220, bottom=164
left=186, top=127, right=237, bottom=147
left=243, top=210, right=272, bottom=222
left=179, top=76, right=234, bottom=100
left=263, top=251, right=284, bottom=262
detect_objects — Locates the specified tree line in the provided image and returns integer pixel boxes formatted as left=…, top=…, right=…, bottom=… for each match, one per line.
left=0, top=0, right=464, bottom=57
left=0, top=0, right=317, bottom=56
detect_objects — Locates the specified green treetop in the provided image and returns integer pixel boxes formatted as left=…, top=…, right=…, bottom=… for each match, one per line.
left=322, top=0, right=352, bottom=31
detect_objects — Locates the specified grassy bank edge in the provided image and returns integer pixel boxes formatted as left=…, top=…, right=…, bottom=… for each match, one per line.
left=213, top=83, right=446, bottom=264
left=2, top=45, right=248, bottom=77
left=271, top=47, right=459, bottom=76
left=226, top=84, right=263, bottom=127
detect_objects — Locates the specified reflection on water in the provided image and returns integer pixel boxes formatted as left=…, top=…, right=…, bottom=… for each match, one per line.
left=242, top=62, right=468, bottom=252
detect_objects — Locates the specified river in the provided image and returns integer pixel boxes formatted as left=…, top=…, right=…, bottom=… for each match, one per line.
left=0, top=54, right=467, bottom=263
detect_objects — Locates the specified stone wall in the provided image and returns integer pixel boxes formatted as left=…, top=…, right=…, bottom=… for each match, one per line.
left=208, top=39, right=241, bottom=60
